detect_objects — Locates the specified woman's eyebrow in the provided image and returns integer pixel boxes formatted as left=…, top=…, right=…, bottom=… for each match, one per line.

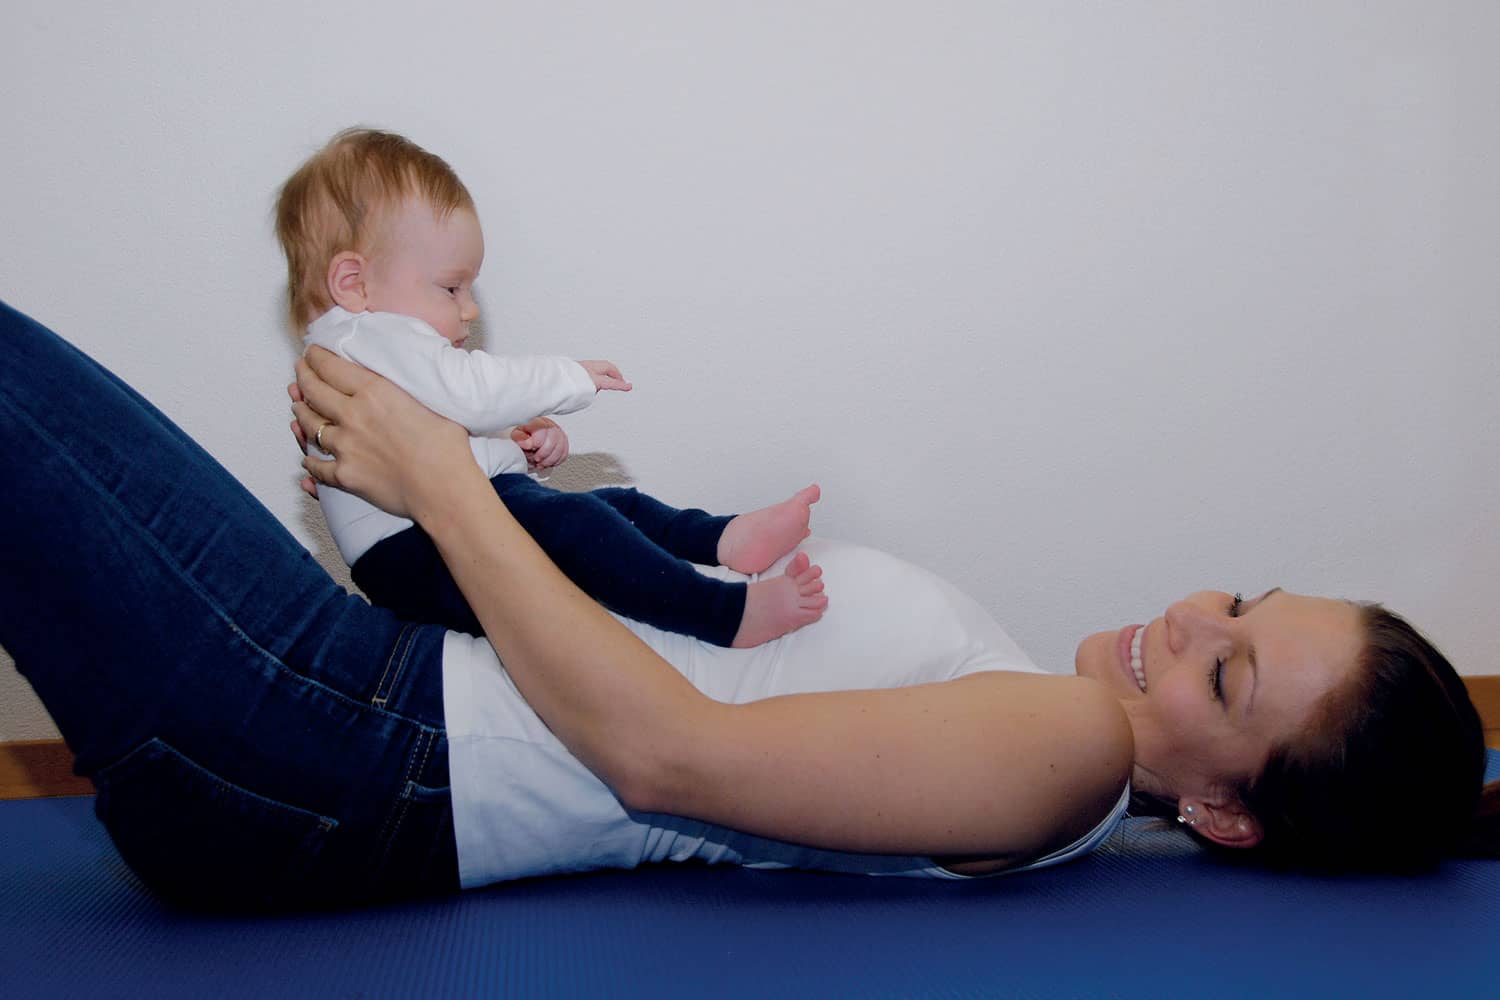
left=1245, top=587, right=1283, bottom=614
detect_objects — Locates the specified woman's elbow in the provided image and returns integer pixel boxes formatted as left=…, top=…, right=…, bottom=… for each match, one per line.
left=610, top=759, right=669, bottom=814
left=603, top=724, right=704, bottom=816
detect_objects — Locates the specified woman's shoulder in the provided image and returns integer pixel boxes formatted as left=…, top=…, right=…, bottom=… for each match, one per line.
left=950, top=670, right=1133, bottom=766
left=931, top=671, right=1132, bottom=874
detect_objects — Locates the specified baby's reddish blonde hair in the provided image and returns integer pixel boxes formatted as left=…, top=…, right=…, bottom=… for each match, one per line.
left=275, top=127, right=475, bottom=325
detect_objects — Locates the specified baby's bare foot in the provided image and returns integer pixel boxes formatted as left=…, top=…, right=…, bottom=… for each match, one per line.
left=732, top=552, right=828, bottom=648
left=718, top=484, right=821, bottom=574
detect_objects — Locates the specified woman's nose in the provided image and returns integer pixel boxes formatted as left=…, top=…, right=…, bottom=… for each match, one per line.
left=1164, top=598, right=1227, bottom=656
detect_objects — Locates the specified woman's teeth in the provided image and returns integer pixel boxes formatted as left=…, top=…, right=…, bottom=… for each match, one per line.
left=1130, top=626, right=1147, bottom=692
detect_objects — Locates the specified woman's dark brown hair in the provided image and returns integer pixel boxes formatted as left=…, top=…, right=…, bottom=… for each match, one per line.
left=1235, top=604, right=1498, bottom=870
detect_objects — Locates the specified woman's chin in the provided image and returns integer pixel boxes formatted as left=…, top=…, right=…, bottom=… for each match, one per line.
left=1073, top=630, right=1112, bottom=679
left=1073, top=641, right=1085, bottom=676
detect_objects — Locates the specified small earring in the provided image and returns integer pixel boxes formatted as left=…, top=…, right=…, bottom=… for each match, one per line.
left=1177, top=804, right=1198, bottom=828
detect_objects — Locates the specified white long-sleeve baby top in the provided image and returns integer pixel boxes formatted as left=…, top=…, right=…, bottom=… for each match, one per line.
left=303, top=307, right=597, bottom=564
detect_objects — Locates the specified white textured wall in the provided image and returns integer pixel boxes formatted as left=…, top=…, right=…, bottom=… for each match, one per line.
left=3, top=1, right=1497, bottom=741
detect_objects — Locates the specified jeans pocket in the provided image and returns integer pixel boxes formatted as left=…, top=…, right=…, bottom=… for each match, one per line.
left=371, top=779, right=460, bottom=899
left=93, top=738, right=339, bottom=909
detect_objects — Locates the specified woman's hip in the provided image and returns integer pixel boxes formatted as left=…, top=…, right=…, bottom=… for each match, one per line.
left=88, top=620, right=460, bottom=909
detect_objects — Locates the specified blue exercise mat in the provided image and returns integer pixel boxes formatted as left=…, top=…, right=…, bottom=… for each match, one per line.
left=4, top=752, right=1497, bottom=999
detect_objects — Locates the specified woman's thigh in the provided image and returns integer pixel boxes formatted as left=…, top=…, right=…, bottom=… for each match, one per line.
left=0, top=301, right=456, bottom=906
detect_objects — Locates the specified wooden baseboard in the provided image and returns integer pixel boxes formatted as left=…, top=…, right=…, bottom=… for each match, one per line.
left=1468, top=675, right=1500, bottom=753
left=3, top=676, right=1500, bottom=799
left=0, top=739, right=93, bottom=799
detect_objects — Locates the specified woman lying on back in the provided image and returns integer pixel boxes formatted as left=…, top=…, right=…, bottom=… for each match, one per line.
left=0, top=300, right=1492, bottom=908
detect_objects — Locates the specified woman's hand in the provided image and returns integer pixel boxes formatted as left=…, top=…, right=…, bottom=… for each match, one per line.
left=287, top=381, right=318, bottom=498
left=290, top=347, right=475, bottom=519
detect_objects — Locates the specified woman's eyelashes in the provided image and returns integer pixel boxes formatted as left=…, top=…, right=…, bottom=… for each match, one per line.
left=1210, top=593, right=1243, bottom=702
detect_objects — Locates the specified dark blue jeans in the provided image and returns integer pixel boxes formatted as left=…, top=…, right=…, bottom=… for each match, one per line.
left=355, top=478, right=744, bottom=645
left=0, top=301, right=459, bottom=909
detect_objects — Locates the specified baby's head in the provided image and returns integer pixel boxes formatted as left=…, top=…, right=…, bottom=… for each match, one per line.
left=276, top=128, right=483, bottom=346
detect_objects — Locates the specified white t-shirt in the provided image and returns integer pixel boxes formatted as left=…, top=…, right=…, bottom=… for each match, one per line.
left=443, top=538, right=1129, bottom=887
left=303, top=307, right=597, bottom=565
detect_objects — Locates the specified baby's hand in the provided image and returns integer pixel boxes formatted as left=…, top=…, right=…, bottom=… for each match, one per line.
left=580, top=360, right=632, bottom=392
left=510, top=416, right=570, bottom=469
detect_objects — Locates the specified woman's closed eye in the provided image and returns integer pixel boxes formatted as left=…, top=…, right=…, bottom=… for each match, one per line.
left=1209, top=593, right=1243, bottom=701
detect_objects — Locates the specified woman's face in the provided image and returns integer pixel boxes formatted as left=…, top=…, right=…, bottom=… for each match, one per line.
left=1074, top=589, right=1363, bottom=840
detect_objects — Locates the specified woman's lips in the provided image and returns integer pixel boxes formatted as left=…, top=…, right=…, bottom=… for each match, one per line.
left=1117, top=623, right=1145, bottom=692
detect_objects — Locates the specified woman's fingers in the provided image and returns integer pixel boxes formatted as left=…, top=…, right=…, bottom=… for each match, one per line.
left=286, top=380, right=317, bottom=495
left=303, top=344, right=379, bottom=394
left=288, top=415, right=309, bottom=454
left=292, top=350, right=476, bottom=519
left=294, top=347, right=385, bottom=431
left=294, top=354, right=350, bottom=426
left=290, top=399, right=331, bottom=452
left=301, top=454, right=340, bottom=489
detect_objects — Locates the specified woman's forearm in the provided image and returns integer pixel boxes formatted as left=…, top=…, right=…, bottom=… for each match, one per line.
left=410, top=461, right=716, bottom=807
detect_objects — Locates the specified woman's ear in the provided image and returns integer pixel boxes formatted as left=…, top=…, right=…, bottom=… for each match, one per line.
left=326, top=251, right=370, bottom=313
left=1178, top=795, right=1263, bottom=850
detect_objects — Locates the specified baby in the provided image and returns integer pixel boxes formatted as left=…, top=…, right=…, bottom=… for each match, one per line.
left=276, top=128, right=826, bottom=647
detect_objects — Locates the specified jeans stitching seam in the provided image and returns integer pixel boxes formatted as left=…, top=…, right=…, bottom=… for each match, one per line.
left=373, top=727, right=434, bottom=880
left=371, top=625, right=414, bottom=708
left=100, top=738, right=341, bottom=831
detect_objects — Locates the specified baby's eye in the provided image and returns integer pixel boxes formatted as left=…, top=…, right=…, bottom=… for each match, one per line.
left=444, top=286, right=459, bottom=296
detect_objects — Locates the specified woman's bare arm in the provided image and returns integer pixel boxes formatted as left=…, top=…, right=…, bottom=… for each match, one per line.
left=293, top=348, right=1132, bottom=861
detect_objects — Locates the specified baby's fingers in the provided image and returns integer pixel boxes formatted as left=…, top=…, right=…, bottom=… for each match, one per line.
left=581, top=359, right=634, bottom=392
left=535, top=437, right=566, bottom=467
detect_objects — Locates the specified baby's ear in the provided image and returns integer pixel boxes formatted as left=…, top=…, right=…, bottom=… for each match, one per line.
left=326, top=251, right=370, bottom=313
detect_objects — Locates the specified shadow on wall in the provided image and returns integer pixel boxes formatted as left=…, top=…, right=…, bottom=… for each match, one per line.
left=532, top=452, right=635, bottom=493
